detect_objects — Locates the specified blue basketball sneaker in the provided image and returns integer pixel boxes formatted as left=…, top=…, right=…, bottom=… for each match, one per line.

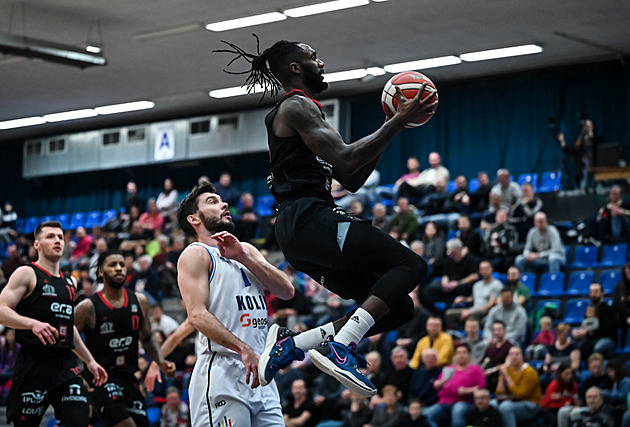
left=258, top=323, right=305, bottom=386
left=308, top=341, right=376, bottom=397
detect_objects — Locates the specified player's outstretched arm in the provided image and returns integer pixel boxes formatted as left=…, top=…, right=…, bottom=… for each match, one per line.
left=72, top=325, right=108, bottom=386
left=0, top=266, right=59, bottom=345
left=282, top=85, right=436, bottom=192
left=137, top=292, right=176, bottom=376
left=212, top=232, right=294, bottom=300
left=178, top=245, right=260, bottom=388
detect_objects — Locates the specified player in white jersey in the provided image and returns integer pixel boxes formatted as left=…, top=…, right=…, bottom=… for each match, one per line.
left=175, top=183, right=295, bottom=427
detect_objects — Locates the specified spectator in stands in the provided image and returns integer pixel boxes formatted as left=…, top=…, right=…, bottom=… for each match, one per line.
left=423, top=343, right=486, bottom=427
left=480, top=190, right=504, bottom=227
left=364, top=351, right=387, bottom=393
left=484, top=209, right=520, bottom=273
left=464, top=388, right=502, bottom=427
left=421, top=221, right=446, bottom=266
left=447, top=175, right=472, bottom=214
left=491, top=169, right=521, bottom=211
left=395, top=156, right=421, bottom=191
left=349, top=199, right=368, bottom=220
left=156, top=178, right=179, bottom=217
left=151, top=303, right=180, bottom=337
left=213, top=172, right=240, bottom=209
left=601, top=358, right=630, bottom=408
left=417, top=177, right=451, bottom=216
left=128, top=254, right=162, bottom=304
left=515, top=211, right=566, bottom=274
left=445, top=261, right=503, bottom=330
left=541, top=362, right=578, bottom=423
left=197, top=175, right=211, bottom=186
left=525, top=316, right=556, bottom=361
left=388, top=197, right=418, bottom=243
left=283, top=378, right=317, bottom=427
left=160, top=386, right=190, bottom=427
left=568, top=386, right=614, bottom=427
left=572, top=283, right=617, bottom=358
left=594, top=185, right=630, bottom=243
left=365, top=384, right=406, bottom=427
left=403, top=398, right=431, bottom=427
left=0, top=328, right=19, bottom=385
left=88, top=237, right=108, bottom=281
left=410, top=317, right=454, bottom=369
left=422, top=238, right=479, bottom=311
left=398, top=152, right=450, bottom=205
left=459, top=317, right=488, bottom=366
left=394, top=288, right=430, bottom=355
left=541, top=323, right=581, bottom=386
left=139, top=198, right=165, bottom=232
left=69, top=226, right=93, bottom=266
left=510, top=182, right=544, bottom=242
left=1, top=244, right=23, bottom=279
left=557, top=353, right=613, bottom=427
left=370, top=203, right=389, bottom=232
left=495, top=346, right=542, bottom=427
left=456, top=215, right=485, bottom=258
left=125, top=180, right=145, bottom=214
left=384, top=346, right=415, bottom=403
left=233, top=192, right=259, bottom=243
left=505, top=265, right=531, bottom=309
left=481, top=320, right=514, bottom=392
left=471, top=171, right=492, bottom=213
left=613, top=261, right=630, bottom=345
left=0, top=202, right=17, bottom=243
left=408, top=348, right=442, bottom=407
left=557, top=119, right=602, bottom=193
left=340, top=390, right=372, bottom=427
left=483, top=288, right=528, bottom=345
left=161, top=234, right=186, bottom=298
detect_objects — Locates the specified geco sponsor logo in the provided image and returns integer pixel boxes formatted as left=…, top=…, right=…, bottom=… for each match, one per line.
left=240, top=314, right=267, bottom=328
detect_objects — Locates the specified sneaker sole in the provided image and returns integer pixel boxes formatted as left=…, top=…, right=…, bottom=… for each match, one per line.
left=258, top=323, right=280, bottom=386
left=308, top=349, right=376, bottom=397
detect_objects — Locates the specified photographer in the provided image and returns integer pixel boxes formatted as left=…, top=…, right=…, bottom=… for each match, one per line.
left=555, top=116, right=602, bottom=192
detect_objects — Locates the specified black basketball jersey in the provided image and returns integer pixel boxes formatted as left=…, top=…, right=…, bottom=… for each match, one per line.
left=83, top=289, right=144, bottom=377
left=265, top=89, right=335, bottom=205
left=15, top=263, right=77, bottom=350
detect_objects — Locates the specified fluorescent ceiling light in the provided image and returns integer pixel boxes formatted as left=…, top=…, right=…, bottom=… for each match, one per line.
left=384, top=56, right=461, bottom=73
left=366, top=67, right=386, bottom=76
left=85, top=45, right=101, bottom=54
left=460, top=44, right=543, bottom=62
left=206, top=12, right=286, bottom=32
left=324, top=69, right=368, bottom=82
left=43, top=109, right=98, bottom=122
left=0, top=116, right=46, bottom=130
left=209, top=85, right=264, bottom=98
left=284, top=0, right=369, bottom=18
left=134, top=23, right=202, bottom=41
left=94, top=101, right=155, bottom=115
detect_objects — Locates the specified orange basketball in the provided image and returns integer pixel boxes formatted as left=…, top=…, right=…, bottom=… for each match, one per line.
left=381, top=71, right=438, bottom=128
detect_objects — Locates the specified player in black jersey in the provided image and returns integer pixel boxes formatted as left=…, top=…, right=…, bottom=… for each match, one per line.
left=74, top=250, right=175, bottom=427
left=216, top=37, right=437, bottom=396
left=0, top=221, right=108, bottom=426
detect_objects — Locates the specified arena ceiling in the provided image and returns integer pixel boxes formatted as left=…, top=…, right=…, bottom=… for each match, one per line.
left=0, top=0, right=629, bottom=142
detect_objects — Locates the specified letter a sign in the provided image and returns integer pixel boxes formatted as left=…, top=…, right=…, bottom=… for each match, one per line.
left=154, top=124, right=175, bottom=161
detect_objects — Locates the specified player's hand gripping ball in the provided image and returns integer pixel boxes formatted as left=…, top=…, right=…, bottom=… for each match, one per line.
left=381, top=71, right=438, bottom=128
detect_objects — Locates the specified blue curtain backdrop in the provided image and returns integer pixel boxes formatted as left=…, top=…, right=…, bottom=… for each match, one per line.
left=3, top=59, right=629, bottom=217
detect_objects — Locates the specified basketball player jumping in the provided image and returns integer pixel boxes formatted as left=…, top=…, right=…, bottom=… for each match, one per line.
left=215, top=36, right=437, bottom=396
left=175, top=183, right=295, bottom=427
left=74, top=249, right=176, bottom=427
left=0, top=221, right=108, bottom=426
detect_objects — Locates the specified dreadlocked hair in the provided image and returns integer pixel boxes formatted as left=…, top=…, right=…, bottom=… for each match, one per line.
left=213, top=34, right=302, bottom=101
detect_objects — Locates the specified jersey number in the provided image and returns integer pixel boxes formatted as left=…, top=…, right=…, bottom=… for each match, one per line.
left=132, top=315, right=140, bottom=331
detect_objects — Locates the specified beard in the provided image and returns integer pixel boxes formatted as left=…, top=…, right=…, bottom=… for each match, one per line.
left=103, top=274, right=126, bottom=289
left=200, top=211, right=234, bottom=234
left=304, top=67, right=328, bottom=94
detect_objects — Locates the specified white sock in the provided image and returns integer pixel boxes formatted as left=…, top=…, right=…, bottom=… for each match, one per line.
left=334, top=308, right=375, bottom=347
left=293, top=322, right=336, bottom=351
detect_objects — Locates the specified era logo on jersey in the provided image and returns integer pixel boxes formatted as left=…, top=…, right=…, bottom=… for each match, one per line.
left=50, top=302, right=72, bottom=318
left=42, top=284, right=57, bottom=297
left=109, top=336, right=132, bottom=350
left=240, top=314, right=267, bottom=329
left=100, top=322, right=115, bottom=335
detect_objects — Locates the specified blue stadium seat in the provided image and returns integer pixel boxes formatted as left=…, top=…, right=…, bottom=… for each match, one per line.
left=563, top=298, right=589, bottom=324
left=538, top=171, right=562, bottom=193
left=256, top=195, right=276, bottom=217
left=598, top=243, right=628, bottom=267
left=15, top=218, right=26, bottom=233
left=570, top=245, right=598, bottom=269
left=84, top=210, right=102, bottom=229
left=68, top=212, right=86, bottom=230
left=566, top=270, right=595, bottom=296
left=536, top=272, right=565, bottom=296
left=447, top=179, right=458, bottom=193
left=100, top=209, right=117, bottom=227
left=40, top=215, right=55, bottom=223
left=517, top=173, right=538, bottom=191
left=24, top=216, right=40, bottom=234
left=55, top=213, right=70, bottom=229
left=492, top=272, right=508, bottom=285
left=520, top=272, right=537, bottom=295
left=600, top=269, right=621, bottom=295
left=468, top=178, right=480, bottom=193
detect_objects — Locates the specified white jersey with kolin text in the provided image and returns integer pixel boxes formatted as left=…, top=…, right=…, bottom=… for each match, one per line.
left=190, top=242, right=269, bottom=357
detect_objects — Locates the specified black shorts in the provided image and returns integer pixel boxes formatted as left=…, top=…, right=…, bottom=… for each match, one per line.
left=89, top=372, right=148, bottom=427
left=7, top=349, right=88, bottom=426
left=276, top=197, right=425, bottom=302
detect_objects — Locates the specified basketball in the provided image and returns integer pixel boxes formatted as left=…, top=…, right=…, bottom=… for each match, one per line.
left=381, top=71, right=438, bottom=128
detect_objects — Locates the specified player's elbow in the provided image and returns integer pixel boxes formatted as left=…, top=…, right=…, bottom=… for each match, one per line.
left=188, top=309, right=206, bottom=331
left=280, top=285, right=295, bottom=300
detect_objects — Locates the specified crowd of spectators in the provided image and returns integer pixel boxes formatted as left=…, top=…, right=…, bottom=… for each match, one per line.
left=0, top=152, right=629, bottom=426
